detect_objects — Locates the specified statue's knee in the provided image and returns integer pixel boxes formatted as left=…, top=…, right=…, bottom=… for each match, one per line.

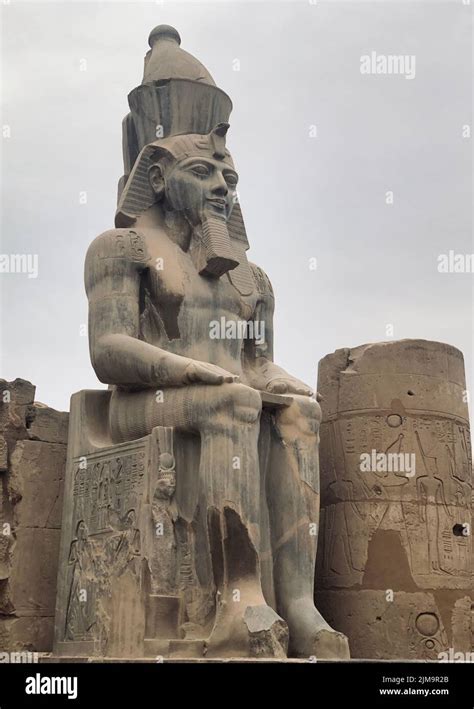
left=213, top=383, right=262, bottom=425
left=276, top=395, right=321, bottom=436
left=297, top=395, right=322, bottom=426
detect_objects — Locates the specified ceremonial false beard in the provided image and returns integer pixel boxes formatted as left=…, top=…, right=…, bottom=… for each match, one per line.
left=188, top=213, right=239, bottom=278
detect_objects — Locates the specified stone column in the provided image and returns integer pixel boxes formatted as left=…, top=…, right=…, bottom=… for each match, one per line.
left=315, top=340, right=473, bottom=660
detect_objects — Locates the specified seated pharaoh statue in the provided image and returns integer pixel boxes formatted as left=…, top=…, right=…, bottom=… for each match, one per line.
left=55, top=25, right=350, bottom=660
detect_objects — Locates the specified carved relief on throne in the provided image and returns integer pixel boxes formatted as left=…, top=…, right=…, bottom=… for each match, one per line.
left=63, top=441, right=148, bottom=651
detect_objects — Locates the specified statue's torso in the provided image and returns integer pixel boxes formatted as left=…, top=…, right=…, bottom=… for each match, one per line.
left=138, top=228, right=259, bottom=377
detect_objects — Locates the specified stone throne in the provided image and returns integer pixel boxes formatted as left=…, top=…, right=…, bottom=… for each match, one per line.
left=54, top=389, right=296, bottom=659
left=53, top=26, right=349, bottom=660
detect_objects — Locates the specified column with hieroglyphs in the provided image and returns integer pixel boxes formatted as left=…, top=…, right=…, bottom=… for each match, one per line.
left=315, top=340, right=473, bottom=659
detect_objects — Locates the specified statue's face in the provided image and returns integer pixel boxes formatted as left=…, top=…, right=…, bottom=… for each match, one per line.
left=160, top=155, right=238, bottom=223
left=155, top=474, right=176, bottom=499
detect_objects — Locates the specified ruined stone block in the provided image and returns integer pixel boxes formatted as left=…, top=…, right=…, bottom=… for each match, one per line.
left=2, top=527, right=61, bottom=616
left=0, top=379, right=35, bottom=407
left=0, top=392, right=67, bottom=653
left=0, top=615, right=54, bottom=653
left=26, top=405, right=69, bottom=445
left=9, top=440, right=65, bottom=529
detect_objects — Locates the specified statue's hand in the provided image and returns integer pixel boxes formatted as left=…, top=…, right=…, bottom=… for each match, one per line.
left=183, top=360, right=239, bottom=385
left=266, top=376, right=313, bottom=397
left=247, top=361, right=313, bottom=396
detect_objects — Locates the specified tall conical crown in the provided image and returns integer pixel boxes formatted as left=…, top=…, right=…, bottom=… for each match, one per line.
left=119, top=25, right=233, bottom=197
left=143, top=25, right=215, bottom=84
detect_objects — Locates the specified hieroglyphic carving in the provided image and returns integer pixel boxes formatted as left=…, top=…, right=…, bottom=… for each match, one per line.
left=415, top=430, right=454, bottom=574
left=408, top=611, right=449, bottom=661
left=72, top=446, right=146, bottom=535
left=319, top=412, right=472, bottom=589
left=113, top=229, right=148, bottom=262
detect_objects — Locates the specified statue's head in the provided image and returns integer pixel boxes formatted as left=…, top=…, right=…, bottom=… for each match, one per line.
left=148, top=123, right=238, bottom=226
left=154, top=474, right=176, bottom=500
left=76, top=520, right=87, bottom=540
left=116, top=123, right=237, bottom=227
left=116, top=123, right=246, bottom=278
left=114, top=27, right=254, bottom=287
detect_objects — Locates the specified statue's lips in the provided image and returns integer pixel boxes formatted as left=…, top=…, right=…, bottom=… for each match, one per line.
left=207, top=198, right=227, bottom=211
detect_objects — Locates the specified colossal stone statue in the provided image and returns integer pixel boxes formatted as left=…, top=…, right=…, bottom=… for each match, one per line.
left=53, top=26, right=349, bottom=660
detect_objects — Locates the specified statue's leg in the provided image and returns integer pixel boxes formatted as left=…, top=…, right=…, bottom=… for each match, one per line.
left=197, top=383, right=287, bottom=657
left=109, top=384, right=288, bottom=658
left=268, top=395, right=350, bottom=659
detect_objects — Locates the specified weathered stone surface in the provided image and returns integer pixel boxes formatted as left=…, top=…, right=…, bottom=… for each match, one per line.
left=0, top=379, right=37, bottom=445
left=9, top=441, right=65, bottom=528
left=0, top=402, right=28, bottom=441
left=316, top=590, right=472, bottom=660
left=0, top=379, right=35, bottom=407
left=243, top=605, right=288, bottom=659
left=26, top=405, right=69, bottom=445
left=4, top=528, right=61, bottom=615
left=0, top=616, right=54, bottom=653
left=0, top=386, right=68, bottom=653
left=0, top=531, right=13, bottom=582
left=53, top=25, right=348, bottom=661
left=0, top=435, right=7, bottom=472
left=316, top=340, right=473, bottom=659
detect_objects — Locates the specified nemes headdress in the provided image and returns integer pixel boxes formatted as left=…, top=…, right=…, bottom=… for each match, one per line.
left=115, top=25, right=253, bottom=294
left=116, top=123, right=234, bottom=227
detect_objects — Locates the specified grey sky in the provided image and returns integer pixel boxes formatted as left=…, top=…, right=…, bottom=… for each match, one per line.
left=1, top=0, right=472, bottom=414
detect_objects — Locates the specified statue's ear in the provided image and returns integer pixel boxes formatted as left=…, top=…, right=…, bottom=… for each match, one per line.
left=148, top=162, right=165, bottom=200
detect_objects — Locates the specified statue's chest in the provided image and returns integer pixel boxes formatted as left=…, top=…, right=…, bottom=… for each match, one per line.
left=140, top=244, right=257, bottom=343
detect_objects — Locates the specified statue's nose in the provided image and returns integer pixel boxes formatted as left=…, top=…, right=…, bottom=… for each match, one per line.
left=210, top=172, right=228, bottom=197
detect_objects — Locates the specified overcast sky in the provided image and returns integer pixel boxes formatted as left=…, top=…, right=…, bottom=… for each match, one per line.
left=1, top=0, right=472, bottom=414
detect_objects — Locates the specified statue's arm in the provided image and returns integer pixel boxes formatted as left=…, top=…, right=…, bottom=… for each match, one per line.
left=244, top=264, right=313, bottom=396
left=86, top=230, right=236, bottom=388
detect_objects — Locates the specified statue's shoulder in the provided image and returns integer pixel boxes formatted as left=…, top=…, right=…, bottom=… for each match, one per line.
left=248, top=262, right=274, bottom=299
left=85, top=228, right=151, bottom=267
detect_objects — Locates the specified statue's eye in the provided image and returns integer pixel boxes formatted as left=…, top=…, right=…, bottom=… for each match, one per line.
left=224, top=172, right=238, bottom=188
left=190, top=164, right=210, bottom=177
